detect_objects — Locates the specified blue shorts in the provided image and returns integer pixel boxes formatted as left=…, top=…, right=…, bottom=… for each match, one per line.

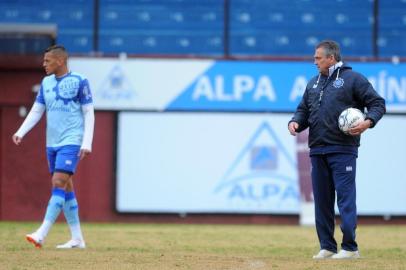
left=46, top=145, right=81, bottom=175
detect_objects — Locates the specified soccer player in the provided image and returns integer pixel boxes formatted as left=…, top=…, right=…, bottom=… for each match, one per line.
left=288, top=40, right=385, bottom=259
left=12, top=45, right=94, bottom=249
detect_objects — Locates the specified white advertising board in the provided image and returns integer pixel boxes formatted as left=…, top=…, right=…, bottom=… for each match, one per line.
left=116, top=113, right=406, bottom=215
left=70, top=57, right=406, bottom=112
left=116, top=112, right=299, bottom=213
left=356, top=115, right=406, bottom=215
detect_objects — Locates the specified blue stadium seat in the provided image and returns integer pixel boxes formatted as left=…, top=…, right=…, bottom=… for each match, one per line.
left=0, top=0, right=94, bottom=53
left=0, top=0, right=404, bottom=57
left=378, top=0, right=406, bottom=57
left=98, top=0, right=224, bottom=55
left=0, top=36, right=53, bottom=54
left=229, top=0, right=373, bottom=57
left=58, top=31, right=93, bottom=53
left=99, top=32, right=223, bottom=55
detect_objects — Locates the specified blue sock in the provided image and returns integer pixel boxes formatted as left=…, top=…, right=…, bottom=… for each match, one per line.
left=44, top=188, right=65, bottom=224
left=63, top=191, right=79, bottom=226
left=64, top=191, right=84, bottom=240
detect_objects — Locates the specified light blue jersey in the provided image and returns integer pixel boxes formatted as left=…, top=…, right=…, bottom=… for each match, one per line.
left=36, top=71, right=93, bottom=147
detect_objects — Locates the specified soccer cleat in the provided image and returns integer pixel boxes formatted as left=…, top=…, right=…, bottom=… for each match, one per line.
left=332, top=249, right=360, bottom=259
left=56, top=239, right=86, bottom=249
left=312, top=249, right=336, bottom=259
left=26, top=232, right=44, bottom=248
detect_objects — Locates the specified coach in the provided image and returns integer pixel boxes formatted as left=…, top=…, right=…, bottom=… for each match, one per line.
left=288, top=40, right=385, bottom=259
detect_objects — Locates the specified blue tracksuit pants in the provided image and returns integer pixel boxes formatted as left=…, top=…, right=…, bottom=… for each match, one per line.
left=311, top=153, right=358, bottom=252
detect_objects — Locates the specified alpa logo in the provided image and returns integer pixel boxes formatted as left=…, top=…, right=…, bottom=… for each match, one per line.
left=98, top=65, right=136, bottom=100
left=214, top=122, right=299, bottom=204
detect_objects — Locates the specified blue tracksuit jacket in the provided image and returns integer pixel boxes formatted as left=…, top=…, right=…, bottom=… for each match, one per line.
left=291, top=63, right=386, bottom=149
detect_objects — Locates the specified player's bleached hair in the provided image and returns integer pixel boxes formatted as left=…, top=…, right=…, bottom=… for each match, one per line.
left=45, top=44, right=68, bottom=63
left=316, top=40, right=341, bottom=62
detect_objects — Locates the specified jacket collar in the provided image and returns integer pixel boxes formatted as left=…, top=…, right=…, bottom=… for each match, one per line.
left=328, top=61, right=343, bottom=77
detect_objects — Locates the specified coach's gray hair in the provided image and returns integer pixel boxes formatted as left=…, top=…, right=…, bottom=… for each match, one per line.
left=316, top=40, right=341, bottom=62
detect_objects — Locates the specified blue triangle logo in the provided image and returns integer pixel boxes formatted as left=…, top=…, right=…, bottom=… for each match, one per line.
left=214, top=121, right=299, bottom=207
left=97, top=65, right=137, bottom=100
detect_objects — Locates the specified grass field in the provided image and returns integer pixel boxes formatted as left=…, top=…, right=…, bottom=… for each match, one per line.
left=1, top=222, right=405, bottom=270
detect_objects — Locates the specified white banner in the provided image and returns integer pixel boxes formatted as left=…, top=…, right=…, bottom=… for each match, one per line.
left=69, top=57, right=214, bottom=110
left=356, top=115, right=406, bottom=215
left=116, top=112, right=406, bottom=215
left=69, top=57, right=406, bottom=112
left=116, top=112, right=299, bottom=213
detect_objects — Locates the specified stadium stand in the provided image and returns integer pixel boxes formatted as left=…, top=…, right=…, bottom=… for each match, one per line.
left=378, top=0, right=406, bottom=57
left=0, top=23, right=56, bottom=54
left=98, top=0, right=224, bottom=55
left=0, top=0, right=93, bottom=53
left=0, top=0, right=403, bottom=57
left=229, top=0, right=374, bottom=57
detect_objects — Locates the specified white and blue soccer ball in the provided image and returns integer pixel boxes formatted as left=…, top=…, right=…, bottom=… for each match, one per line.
left=338, top=108, right=365, bottom=134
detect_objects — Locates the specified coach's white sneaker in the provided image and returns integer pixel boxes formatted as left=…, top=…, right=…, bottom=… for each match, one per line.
left=312, top=249, right=336, bottom=259
left=26, top=232, right=44, bottom=248
left=332, top=249, right=360, bottom=259
left=56, top=239, right=86, bottom=249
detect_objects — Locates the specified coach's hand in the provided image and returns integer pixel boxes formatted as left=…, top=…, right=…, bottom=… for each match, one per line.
left=348, top=119, right=373, bottom=136
left=288, top=121, right=299, bottom=136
